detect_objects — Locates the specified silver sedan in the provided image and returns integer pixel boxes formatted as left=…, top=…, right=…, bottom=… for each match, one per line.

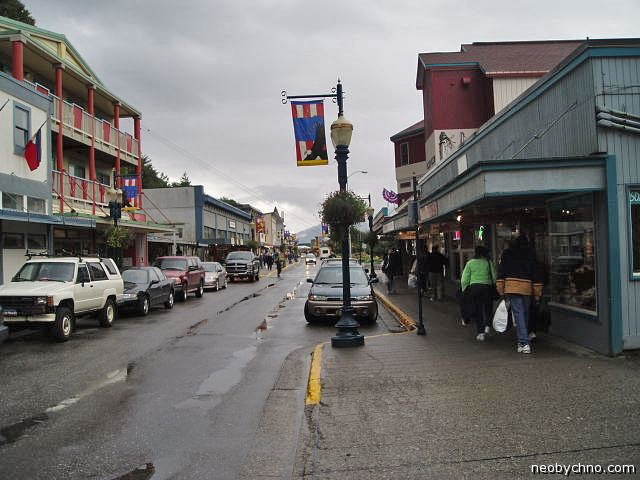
left=202, top=262, right=228, bottom=291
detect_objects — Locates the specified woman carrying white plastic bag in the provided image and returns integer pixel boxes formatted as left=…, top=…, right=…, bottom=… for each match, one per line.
left=492, top=298, right=510, bottom=333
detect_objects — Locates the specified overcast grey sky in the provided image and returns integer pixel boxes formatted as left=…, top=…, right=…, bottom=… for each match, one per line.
left=24, top=0, right=640, bottom=232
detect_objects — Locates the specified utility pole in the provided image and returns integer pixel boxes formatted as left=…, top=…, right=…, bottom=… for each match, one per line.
left=367, top=194, right=376, bottom=280
left=413, top=175, right=426, bottom=335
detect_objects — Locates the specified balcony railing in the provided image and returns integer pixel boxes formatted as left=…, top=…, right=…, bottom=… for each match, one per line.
left=26, top=81, right=140, bottom=165
left=52, top=170, right=112, bottom=215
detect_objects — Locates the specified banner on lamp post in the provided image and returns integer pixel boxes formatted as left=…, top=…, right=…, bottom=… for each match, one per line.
left=291, top=100, right=328, bottom=167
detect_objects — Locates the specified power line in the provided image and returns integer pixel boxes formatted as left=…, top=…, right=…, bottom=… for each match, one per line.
left=144, top=128, right=318, bottom=230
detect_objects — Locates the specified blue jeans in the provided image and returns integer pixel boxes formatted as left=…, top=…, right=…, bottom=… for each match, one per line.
left=507, top=294, right=531, bottom=346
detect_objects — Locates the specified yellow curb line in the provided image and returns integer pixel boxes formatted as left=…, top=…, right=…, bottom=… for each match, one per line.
left=305, top=343, right=325, bottom=405
left=375, top=291, right=417, bottom=331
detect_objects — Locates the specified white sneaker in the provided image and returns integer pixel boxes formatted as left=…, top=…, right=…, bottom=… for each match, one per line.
left=476, top=333, right=485, bottom=341
left=528, top=332, right=537, bottom=340
left=517, top=344, right=531, bottom=354
left=484, top=326, right=491, bottom=334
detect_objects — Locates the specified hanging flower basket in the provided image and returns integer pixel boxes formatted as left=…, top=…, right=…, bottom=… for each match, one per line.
left=320, top=190, right=368, bottom=227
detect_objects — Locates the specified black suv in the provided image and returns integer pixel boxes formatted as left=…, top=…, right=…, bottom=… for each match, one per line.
left=224, top=251, right=260, bottom=282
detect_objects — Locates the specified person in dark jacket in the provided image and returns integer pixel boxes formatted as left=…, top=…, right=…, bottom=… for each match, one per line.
left=382, top=248, right=402, bottom=294
left=427, top=245, right=448, bottom=300
left=496, top=236, right=543, bottom=354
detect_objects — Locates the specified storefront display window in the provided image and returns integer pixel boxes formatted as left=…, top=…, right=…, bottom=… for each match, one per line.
left=549, top=194, right=596, bottom=312
left=631, top=189, right=640, bottom=278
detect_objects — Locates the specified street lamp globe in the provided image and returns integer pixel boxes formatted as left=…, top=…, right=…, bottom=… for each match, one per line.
left=330, top=115, right=353, bottom=148
left=366, top=207, right=374, bottom=218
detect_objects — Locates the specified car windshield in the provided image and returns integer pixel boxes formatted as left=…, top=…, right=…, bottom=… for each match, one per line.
left=203, top=263, right=218, bottom=272
left=13, top=262, right=75, bottom=282
left=155, top=258, right=187, bottom=270
left=306, top=254, right=315, bottom=258
left=314, top=266, right=369, bottom=285
left=227, top=251, right=252, bottom=260
left=122, top=269, right=149, bottom=284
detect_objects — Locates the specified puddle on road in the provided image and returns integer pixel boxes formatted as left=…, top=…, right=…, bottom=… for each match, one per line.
left=112, top=462, right=155, bottom=480
left=175, top=345, right=257, bottom=410
left=0, top=413, right=48, bottom=446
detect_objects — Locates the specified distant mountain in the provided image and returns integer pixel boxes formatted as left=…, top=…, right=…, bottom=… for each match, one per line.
left=296, top=223, right=368, bottom=244
left=296, top=224, right=322, bottom=244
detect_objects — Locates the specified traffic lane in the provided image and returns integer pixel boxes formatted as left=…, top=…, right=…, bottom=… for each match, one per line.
left=0, top=265, right=306, bottom=479
left=0, top=268, right=283, bottom=430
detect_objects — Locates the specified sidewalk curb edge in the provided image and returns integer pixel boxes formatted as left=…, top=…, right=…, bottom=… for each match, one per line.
left=376, top=291, right=417, bottom=331
left=305, top=343, right=324, bottom=405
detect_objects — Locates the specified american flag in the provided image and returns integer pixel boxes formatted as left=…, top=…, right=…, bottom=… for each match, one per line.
left=383, top=188, right=399, bottom=204
left=122, top=176, right=139, bottom=200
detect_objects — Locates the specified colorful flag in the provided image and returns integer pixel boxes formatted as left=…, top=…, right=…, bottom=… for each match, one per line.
left=383, top=188, right=399, bottom=205
left=122, top=176, right=139, bottom=200
left=24, top=128, right=42, bottom=171
left=291, top=100, right=328, bottom=167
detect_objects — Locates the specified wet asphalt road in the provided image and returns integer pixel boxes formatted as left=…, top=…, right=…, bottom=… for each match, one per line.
left=0, top=262, right=386, bottom=480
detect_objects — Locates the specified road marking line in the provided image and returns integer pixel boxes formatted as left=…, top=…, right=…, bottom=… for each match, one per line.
left=45, top=368, right=127, bottom=413
left=305, top=343, right=324, bottom=405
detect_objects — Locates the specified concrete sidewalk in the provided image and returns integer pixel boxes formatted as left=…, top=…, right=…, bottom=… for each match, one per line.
left=293, top=283, right=640, bottom=478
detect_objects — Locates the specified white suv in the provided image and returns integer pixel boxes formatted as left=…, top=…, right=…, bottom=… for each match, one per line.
left=0, top=256, right=124, bottom=341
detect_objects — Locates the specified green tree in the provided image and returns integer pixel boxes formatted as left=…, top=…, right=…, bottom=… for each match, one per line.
left=219, top=197, right=243, bottom=209
left=141, top=156, right=170, bottom=189
left=0, top=0, right=36, bottom=25
left=171, top=172, right=191, bottom=187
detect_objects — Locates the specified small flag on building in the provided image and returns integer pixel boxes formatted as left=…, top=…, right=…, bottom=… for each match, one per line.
left=291, top=100, right=328, bottom=167
left=24, top=126, right=43, bottom=171
left=122, top=176, right=139, bottom=200
left=321, top=223, right=329, bottom=236
left=383, top=188, right=400, bottom=205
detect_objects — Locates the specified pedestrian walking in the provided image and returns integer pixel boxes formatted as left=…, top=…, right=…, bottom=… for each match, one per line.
left=382, top=248, right=402, bottom=294
left=266, top=253, right=273, bottom=271
left=274, top=251, right=282, bottom=277
left=427, top=245, right=448, bottom=301
left=460, top=246, right=496, bottom=341
left=496, top=236, right=544, bottom=354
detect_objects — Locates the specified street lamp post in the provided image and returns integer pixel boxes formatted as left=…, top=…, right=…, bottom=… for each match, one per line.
left=367, top=194, right=376, bottom=281
left=413, top=175, right=426, bottom=335
left=330, top=82, right=364, bottom=348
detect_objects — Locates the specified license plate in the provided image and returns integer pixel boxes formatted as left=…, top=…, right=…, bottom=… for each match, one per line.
left=3, top=309, right=17, bottom=317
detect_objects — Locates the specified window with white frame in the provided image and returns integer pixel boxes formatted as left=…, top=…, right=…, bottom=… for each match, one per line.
left=2, top=192, right=24, bottom=211
left=630, top=189, right=640, bottom=278
left=27, top=196, right=46, bottom=214
left=14, top=103, right=30, bottom=154
left=400, top=143, right=409, bottom=166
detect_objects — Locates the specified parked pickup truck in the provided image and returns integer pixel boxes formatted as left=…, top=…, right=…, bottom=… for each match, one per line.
left=153, top=256, right=205, bottom=301
left=224, top=250, right=260, bottom=282
left=0, top=256, right=123, bottom=341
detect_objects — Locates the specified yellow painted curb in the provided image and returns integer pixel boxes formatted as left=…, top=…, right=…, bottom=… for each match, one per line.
left=375, top=291, right=417, bottom=330
left=305, top=343, right=324, bottom=405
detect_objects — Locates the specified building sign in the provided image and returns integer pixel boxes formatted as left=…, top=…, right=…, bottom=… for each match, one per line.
left=291, top=100, right=328, bottom=167
left=420, top=201, right=438, bottom=221
left=397, top=231, right=416, bottom=240
left=382, top=222, right=394, bottom=234
left=228, top=220, right=236, bottom=229
left=256, top=216, right=265, bottom=233
left=630, top=191, right=640, bottom=204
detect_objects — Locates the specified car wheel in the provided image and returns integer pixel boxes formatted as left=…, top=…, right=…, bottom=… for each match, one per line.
left=51, top=306, right=74, bottom=341
left=99, top=298, right=117, bottom=328
left=254, top=272, right=259, bottom=282
left=214, top=280, right=219, bottom=291
left=139, top=295, right=150, bottom=316
left=179, top=287, right=188, bottom=302
left=304, top=303, right=319, bottom=325
left=223, top=278, right=227, bottom=289
left=195, top=281, right=204, bottom=298
left=165, top=290, right=175, bottom=309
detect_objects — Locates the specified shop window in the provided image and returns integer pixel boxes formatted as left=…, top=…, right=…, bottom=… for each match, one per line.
left=549, top=194, right=596, bottom=312
left=97, top=172, right=111, bottom=186
left=13, top=103, right=30, bottom=154
left=27, top=196, right=46, bottom=214
left=630, top=189, right=640, bottom=278
left=72, top=165, right=86, bottom=179
left=27, top=234, right=47, bottom=250
left=2, top=192, right=24, bottom=211
left=3, top=232, right=25, bottom=249
left=400, top=143, right=409, bottom=166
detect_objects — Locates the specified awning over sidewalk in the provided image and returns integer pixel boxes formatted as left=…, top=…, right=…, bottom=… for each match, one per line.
left=0, top=209, right=96, bottom=228
left=419, top=156, right=606, bottom=224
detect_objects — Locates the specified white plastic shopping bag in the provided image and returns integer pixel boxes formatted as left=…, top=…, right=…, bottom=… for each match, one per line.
left=408, top=273, right=418, bottom=289
left=492, top=299, right=509, bottom=333
left=378, top=271, right=389, bottom=285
